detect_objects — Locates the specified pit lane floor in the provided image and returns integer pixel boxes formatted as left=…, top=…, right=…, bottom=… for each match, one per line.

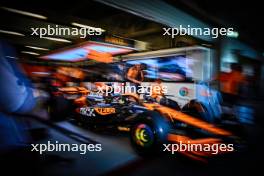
left=27, top=117, right=264, bottom=176
left=17, top=95, right=262, bottom=175
left=25, top=117, right=141, bottom=176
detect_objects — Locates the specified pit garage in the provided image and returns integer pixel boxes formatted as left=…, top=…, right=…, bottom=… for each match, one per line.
left=0, top=0, right=263, bottom=176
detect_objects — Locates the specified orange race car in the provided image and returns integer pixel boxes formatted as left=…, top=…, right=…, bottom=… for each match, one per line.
left=47, top=84, right=245, bottom=161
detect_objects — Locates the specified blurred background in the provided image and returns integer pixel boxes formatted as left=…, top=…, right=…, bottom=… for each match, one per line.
left=0, top=0, right=263, bottom=175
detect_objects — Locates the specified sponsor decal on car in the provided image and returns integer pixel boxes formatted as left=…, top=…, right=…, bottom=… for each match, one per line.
left=94, top=108, right=116, bottom=115
left=79, top=107, right=116, bottom=116
left=79, top=107, right=95, bottom=117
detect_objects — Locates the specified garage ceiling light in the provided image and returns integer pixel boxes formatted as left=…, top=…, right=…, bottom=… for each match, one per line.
left=0, top=29, right=25, bottom=36
left=21, top=51, right=40, bottom=56
left=25, top=45, right=49, bottom=51
left=71, top=22, right=105, bottom=32
left=5, top=56, right=17, bottom=59
left=42, top=37, right=72, bottom=43
left=227, top=31, right=239, bottom=38
left=41, top=42, right=133, bottom=62
left=1, top=7, right=47, bottom=20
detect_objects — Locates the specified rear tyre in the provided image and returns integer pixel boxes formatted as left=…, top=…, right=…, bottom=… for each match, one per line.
left=130, top=111, right=170, bottom=156
left=131, top=123, right=155, bottom=154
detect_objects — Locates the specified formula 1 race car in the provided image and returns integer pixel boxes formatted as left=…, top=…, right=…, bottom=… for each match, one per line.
left=61, top=87, right=245, bottom=160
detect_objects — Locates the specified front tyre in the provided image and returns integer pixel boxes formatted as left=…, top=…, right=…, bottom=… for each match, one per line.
left=182, top=100, right=213, bottom=123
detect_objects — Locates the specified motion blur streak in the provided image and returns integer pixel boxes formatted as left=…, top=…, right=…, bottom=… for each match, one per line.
left=143, top=103, right=232, bottom=136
